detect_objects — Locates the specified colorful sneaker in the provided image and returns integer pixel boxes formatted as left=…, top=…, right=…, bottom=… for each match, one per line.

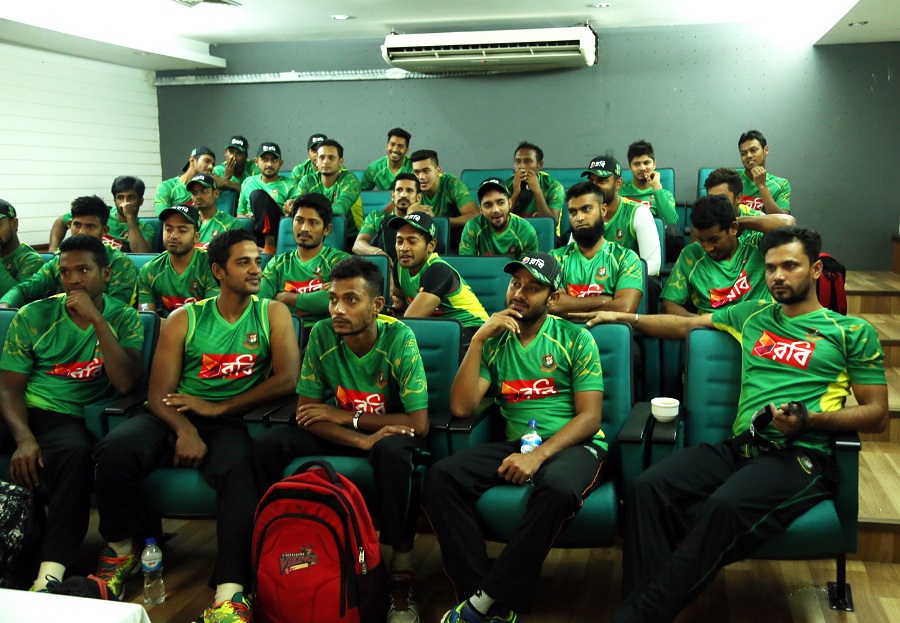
left=441, top=600, right=485, bottom=623
left=96, top=546, right=140, bottom=601
left=484, top=603, right=517, bottom=623
left=388, top=572, right=421, bottom=623
left=197, top=592, right=252, bottom=623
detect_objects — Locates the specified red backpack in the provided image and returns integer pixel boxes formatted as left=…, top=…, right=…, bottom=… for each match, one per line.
left=252, top=461, right=387, bottom=623
left=816, top=253, right=847, bottom=315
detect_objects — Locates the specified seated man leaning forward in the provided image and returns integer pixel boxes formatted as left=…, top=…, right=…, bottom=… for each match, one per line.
left=423, top=252, right=607, bottom=623
left=253, top=256, right=429, bottom=623
left=0, top=234, right=143, bottom=592
left=574, top=226, right=887, bottom=623
left=93, top=228, right=299, bottom=617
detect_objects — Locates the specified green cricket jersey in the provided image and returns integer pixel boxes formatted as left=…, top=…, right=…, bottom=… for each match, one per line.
left=361, top=156, right=412, bottom=191
left=0, top=244, right=45, bottom=298
left=212, top=161, right=259, bottom=187
left=237, top=175, right=299, bottom=217
left=197, top=211, right=242, bottom=249
left=290, top=159, right=316, bottom=182
left=396, top=253, right=488, bottom=329
left=259, top=246, right=351, bottom=324
left=177, top=296, right=272, bottom=401
left=503, top=171, right=565, bottom=219
left=605, top=197, right=647, bottom=256
left=0, top=294, right=143, bottom=416
left=298, top=169, right=363, bottom=234
left=420, top=174, right=474, bottom=220
left=619, top=183, right=677, bottom=225
left=154, top=177, right=192, bottom=216
left=0, top=245, right=137, bottom=308
left=298, top=315, right=429, bottom=415
left=662, top=231, right=770, bottom=313
left=138, top=249, right=219, bottom=317
left=712, top=300, right=885, bottom=454
left=459, top=214, right=539, bottom=258
left=551, top=239, right=643, bottom=298
left=62, top=213, right=154, bottom=252
left=739, top=169, right=791, bottom=212
left=479, top=314, right=605, bottom=447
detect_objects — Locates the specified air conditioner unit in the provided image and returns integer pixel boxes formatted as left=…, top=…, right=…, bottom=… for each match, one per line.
left=381, top=27, right=598, bottom=73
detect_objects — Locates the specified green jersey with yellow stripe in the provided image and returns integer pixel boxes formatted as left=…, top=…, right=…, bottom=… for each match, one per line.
left=259, top=246, right=351, bottom=324
left=138, top=249, right=219, bottom=317
left=396, top=253, right=487, bottom=329
left=298, top=169, right=363, bottom=235
left=459, top=214, right=539, bottom=257
left=551, top=239, right=643, bottom=298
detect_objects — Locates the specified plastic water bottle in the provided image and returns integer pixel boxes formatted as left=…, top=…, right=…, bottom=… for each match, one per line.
left=141, top=537, right=166, bottom=606
left=520, top=420, right=542, bottom=454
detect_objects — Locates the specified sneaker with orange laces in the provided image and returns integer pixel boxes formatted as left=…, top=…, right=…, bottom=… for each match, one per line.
left=197, top=592, right=252, bottom=623
left=95, top=546, right=140, bottom=601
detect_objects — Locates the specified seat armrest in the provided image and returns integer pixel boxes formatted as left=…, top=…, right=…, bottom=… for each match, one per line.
left=261, top=399, right=298, bottom=424
left=102, top=392, right=147, bottom=416
left=833, top=431, right=862, bottom=453
left=619, top=402, right=653, bottom=443
left=650, top=414, right=681, bottom=445
left=243, top=397, right=296, bottom=424
left=446, top=410, right=491, bottom=433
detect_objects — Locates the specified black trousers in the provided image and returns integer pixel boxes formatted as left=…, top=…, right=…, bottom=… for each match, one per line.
left=422, top=440, right=605, bottom=613
left=93, top=410, right=259, bottom=588
left=614, top=440, right=837, bottom=623
left=0, top=409, right=95, bottom=568
left=248, top=189, right=284, bottom=244
left=252, top=426, right=428, bottom=548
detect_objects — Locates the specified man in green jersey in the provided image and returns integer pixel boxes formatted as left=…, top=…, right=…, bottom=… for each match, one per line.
left=361, top=127, right=413, bottom=191
left=390, top=212, right=488, bottom=344
left=260, top=193, right=350, bottom=327
left=138, top=204, right=219, bottom=319
left=0, top=196, right=138, bottom=309
left=0, top=234, right=143, bottom=592
left=0, top=199, right=45, bottom=298
left=504, top=141, right=564, bottom=228
left=619, top=140, right=677, bottom=225
left=189, top=174, right=242, bottom=249
left=410, top=149, right=477, bottom=246
left=93, top=229, right=299, bottom=614
left=49, top=176, right=154, bottom=253
left=237, top=141, right=296, bottom=255
left=297, top=139, right=363, bottom=239
left=738, top=129, right=791, bottom=214
left=703, top=167, right=765, bottom=219
left=290, top=133, right=327, bottom=182
left=354, top=173, right=422, bottom=264
left=424, top=252, right=606, bottom=623
left=211, top=135, right=258, bottom=192
left=662, top=194, right=794, bottom=316
left=549, top=182, right=643, bottom=319
left=154, top=146, right=216, bottom=215
left=582, top=155, right=661, bottom=277
left=460, top=177, right=539, bottom=258
left=576, top=227, right=887, bottom=623
left=254, top=256, right=429, bottom=623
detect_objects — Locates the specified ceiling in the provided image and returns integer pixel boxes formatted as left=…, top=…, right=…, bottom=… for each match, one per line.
left=0, top=0, right=896, bottom=71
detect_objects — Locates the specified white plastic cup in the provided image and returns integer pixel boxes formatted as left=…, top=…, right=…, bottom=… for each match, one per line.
left=651, top=397, right=680, bottom=422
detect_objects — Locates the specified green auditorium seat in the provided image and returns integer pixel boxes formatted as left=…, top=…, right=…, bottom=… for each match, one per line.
left=461, top=169, right=512, bottom=188
left=443, top=255, right=510, bottom=315
left=216, top=189, right=238, bottom=217
left=530, top=216, right=556, bottom=253
left=361, top=190, right=392, bottom=217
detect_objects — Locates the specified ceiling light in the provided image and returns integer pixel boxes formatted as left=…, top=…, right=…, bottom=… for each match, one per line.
left=591, top=3, right=611, bottom=7
left=848, top=21, right=868, bottom=27
left=332, top=15, right=351, bottom=20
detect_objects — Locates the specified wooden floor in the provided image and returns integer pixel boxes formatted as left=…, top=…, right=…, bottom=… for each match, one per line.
left=61, top=510, right=900, bottom=623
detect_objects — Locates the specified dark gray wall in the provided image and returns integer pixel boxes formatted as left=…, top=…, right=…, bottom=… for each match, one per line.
left=157, top=24, right=900, bottom=269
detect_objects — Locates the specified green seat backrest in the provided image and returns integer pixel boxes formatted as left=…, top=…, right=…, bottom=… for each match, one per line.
left=542, top=168, right=585, bottom=190
left=589, top=322, right=634, bottom=440
left=351, top=170, right=364, bottom=183
left=237, top=218, right=255, bottom=235
left=621, top=167, right=676, bottom=196
left=276, top=215, right=345, bottom=255
left=137, top=312, right=160, bottom=384
left=216, top=189, right=238, bottom=216
left=461, top=169, right=512, bottom=188
left=128, top=253, right=159, bottom=273
left=361, top=191, right=392, bottom=217
left=443, top=255, right=510, bottom=315
left=696, top=167, right=719, bottom=200
left=683, top=327, right=742, bottom=447
left=531, top=217, right=556, bottom=253
left=139, top=217, right=163, bottom=252
left=433, top=217, right=450, bottom=255
left=39, top=252, right=55, bottom=264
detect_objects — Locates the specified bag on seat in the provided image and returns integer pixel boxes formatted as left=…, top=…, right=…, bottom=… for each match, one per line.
left=252, top=460, right=387, bottom=623
left=816, top=253, right=847, bottom=315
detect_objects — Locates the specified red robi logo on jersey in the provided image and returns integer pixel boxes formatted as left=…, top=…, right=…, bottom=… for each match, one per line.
left=751, top=330, right=816, bottom=370
left=102, top=235, right=123, bottom=250
left=709, top=270, right=752, bottom=308
left=741, top=195, right=764, bottom=211
left=47, top=357, right=104, bottom=380
left=198, top=354, right=257, bottom=379
left=567, top=284, right=605, bottom=297
left=161, top=296, right=198, bottom=311
left=500, top=378, right=559, bottom=403
left=335, top=386, right=386, bottom=414
left=283, top=279, right=324, bottom=294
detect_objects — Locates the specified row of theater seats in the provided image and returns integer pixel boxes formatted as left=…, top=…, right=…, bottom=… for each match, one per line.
left=0, top=310, right=858, bottom=606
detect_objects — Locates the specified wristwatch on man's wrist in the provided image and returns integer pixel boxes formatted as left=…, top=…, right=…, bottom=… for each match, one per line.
left=352, top=410, right=363, bottom=430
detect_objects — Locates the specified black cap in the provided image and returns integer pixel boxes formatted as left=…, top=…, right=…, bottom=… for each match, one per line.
left=307, top=133, right=327, bottom=149
left=159, top=204, right=201, bottom=228
left=257, top=142, right=282, bottom=158
left=387, top=211, right=436, bottom=241
left=0, top=199, right=16, bottom=219
left=225, top=135, right=249, bottom=153
left=477, top=177, right=509, bottom=202
left=581, top=155, right=621, bottom=179
left=504, top=253, right=562, bottom=290
left=182, top=145, right=216, bottom=172
left=186, top=173, right=217, bottom=191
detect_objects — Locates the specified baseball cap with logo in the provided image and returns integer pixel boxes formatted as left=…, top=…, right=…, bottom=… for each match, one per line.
left=0, top=199, right=17, bottom=219
left=186, top=173, right=217, bottom=191
left=477, top=177, right=510, bottom=202
left=387, top=211, right=436, bottom=241
left=225, top=135, right=249, bottom=153
left=504, top=253, right=562, bottom=290
left=257, top=142, right=282, bottom=159
left=307, top=133, right=328, bottom=149
left=182, top=146, right=216, bottom=172
left=159, top=204, right=201, bottom=228
left=581, top=155, right=621, bottom=179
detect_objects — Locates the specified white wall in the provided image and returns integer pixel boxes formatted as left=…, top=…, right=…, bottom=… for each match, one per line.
left=0, top=42, right=161, bottom=246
